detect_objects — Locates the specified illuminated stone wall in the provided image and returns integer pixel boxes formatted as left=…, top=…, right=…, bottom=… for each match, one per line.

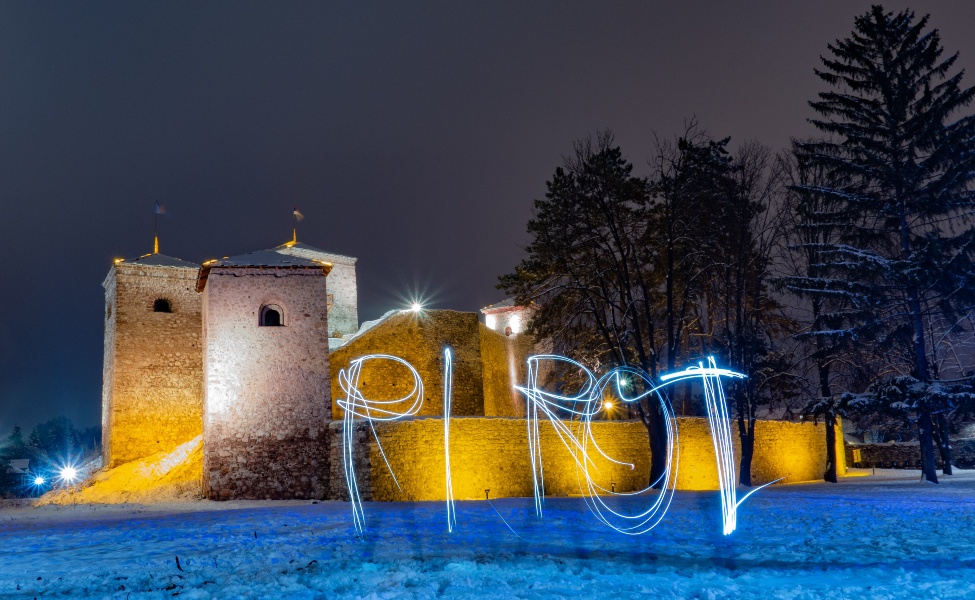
left=102, top=263, right=203, bottom=467
left=201, top=267, right=331, bottom=500
left=328, top=416, right=844, bottom=501
left=479, top=324, right=533, bottom=418
left=329, top=310, right=487, bottom=418
left=274, top=245, right=358, bottom=337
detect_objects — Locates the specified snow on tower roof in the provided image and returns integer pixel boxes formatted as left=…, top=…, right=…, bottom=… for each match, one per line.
left=195, top=248, right=332, bottom=292
left=118, top=253, right=199, bottom=269
left=480, top=298, right=520, bottom=314
left=274, top=241, right=358, bottom=265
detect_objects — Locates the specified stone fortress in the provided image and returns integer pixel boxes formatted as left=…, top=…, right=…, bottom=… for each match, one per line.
left=101, top=236, right=844, bottom=502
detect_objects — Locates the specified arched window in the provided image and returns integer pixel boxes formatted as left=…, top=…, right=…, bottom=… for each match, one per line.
left=153, top=298, right=172, bottom=313
left=260, top=304, right=283, bottom=327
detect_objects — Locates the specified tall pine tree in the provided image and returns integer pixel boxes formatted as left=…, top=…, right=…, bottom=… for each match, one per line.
left=796, top=5, right=975, bottom=482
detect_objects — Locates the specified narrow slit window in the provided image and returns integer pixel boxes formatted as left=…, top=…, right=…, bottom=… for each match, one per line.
left=153, top=298, right=172, bottom=313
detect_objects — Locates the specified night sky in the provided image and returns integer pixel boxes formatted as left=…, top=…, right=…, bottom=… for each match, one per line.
left=2, top=2, right=974, bottom=434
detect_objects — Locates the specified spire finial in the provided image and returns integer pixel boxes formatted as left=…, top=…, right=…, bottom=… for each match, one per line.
left=153, top=201, right=165, bottom=254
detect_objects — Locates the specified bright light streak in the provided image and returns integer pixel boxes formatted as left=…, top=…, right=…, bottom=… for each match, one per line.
left=411, top=302, right=422, bottom=313
left=338, top=351, right=458, bottom=536
left=34, top=476, right=45, bottom=486
left=337, top=350, right=763, bottom=538
left=443, top=348, right=457, bottom=532
left=516, top=355, right=757, bottom=536
left=516, top=355, right=678, bottom=535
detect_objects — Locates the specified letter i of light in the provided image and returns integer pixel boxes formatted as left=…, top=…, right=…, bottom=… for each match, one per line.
left=443, top=348, right=457, bottom=532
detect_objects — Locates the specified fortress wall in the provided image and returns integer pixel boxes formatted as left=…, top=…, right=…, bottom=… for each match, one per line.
left=277, top=244, right=359, bottom=338
left=324, top=262, right=358, bottom=337
left=479, top=324, right=531, bottom=418
left=102, top=264, right=203, bottom=467
left=201, top=268, right=330, bottom=500
left=328, top=416, right=842, bottom=501
left=329, top=311, right=486, bottom=419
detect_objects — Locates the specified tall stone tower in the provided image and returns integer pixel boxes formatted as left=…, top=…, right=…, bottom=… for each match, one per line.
left=101, top=253, right=203, bottom=467
left=274, top=240, right=358, bottom=338
left=197, top=249, right=332, bottom=500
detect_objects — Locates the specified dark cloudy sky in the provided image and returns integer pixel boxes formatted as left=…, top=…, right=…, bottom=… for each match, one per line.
left=2, top=1, right=974, bottom=434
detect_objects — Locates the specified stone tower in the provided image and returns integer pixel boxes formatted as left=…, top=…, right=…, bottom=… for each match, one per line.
left=273, top=240, right=358, bottom=338
left=197, top=249, right=332, bottom=500
left=101, top=253, right=204, bottom=467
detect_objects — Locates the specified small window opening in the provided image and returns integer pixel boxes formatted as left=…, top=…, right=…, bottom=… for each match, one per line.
left=261, top=305, right=283, bottom=327
left=153, top=298, right=172, bottom=313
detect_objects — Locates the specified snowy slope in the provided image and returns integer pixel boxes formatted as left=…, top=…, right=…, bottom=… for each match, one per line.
left=1, top=470, right=974, bottom=599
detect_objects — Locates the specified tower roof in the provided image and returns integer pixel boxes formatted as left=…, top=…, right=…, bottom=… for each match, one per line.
left=196, top=248, right=332, bottom=292
left=274, top=241, right=357, bottom=265
left=118, top=253, right=199, bottom=269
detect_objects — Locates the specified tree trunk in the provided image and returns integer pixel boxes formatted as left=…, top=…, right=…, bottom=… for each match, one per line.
left=637, top=399, right=669, bottom=488
left=934, top=412, right=953, bottom=476
left=739, top=428, right=754, bottom=487
left=918, top=409, right=939, bottom=483
left=824, top=411, right=838, bottom=483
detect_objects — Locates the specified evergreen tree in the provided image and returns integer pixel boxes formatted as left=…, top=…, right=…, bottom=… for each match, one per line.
left=3, top=425, right=27, bottom=459
left=499, top=132, right=672, bottom=485
left=796, top=5, right=975, bottom=482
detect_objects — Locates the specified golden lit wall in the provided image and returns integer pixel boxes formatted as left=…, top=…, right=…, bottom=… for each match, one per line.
left=479, top=324, right=532, bottom=418
left=329, top=311, right=488, bottom=418
left=330, top=416, right=843, bottom=501
left=102, top=264, right=203, bottom=467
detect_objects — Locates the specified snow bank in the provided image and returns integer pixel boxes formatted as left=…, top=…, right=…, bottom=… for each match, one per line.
left=3, top=470, right=974, bottom=598
left=37, top=436, right=202, bottom=505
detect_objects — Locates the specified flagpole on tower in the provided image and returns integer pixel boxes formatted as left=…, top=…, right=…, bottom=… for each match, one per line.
left=153, top=201, right=165, bottom=254
left=292, top=205, right=304, bottom=244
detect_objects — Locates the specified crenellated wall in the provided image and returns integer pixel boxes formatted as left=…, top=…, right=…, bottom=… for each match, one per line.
left=327, top=416, right=844, bottom=501
left=102, top=262, right=203, bottom=467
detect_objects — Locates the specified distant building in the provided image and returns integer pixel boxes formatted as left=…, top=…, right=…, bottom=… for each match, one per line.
left=480, top=298, right=535, bottom=337
left=6, top=459, right=29, bottom=475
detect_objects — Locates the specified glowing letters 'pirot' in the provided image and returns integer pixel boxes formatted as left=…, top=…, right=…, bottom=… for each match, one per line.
left=338, top=352, right=762, bottom=537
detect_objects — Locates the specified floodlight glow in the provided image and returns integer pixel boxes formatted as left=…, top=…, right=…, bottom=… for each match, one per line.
left=59, top=466, right=78, bottom=483
left=603, top=401, right=613, bottom=410
left=34, top=476, right=45, bottom=486
left=411, top=302, right=422, bottom=313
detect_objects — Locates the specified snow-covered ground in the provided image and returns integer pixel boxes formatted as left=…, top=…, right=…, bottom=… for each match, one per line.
left=2, top=470, right=974, bottom=599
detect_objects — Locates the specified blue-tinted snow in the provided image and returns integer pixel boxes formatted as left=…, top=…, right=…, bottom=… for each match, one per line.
left=1, top=470, right=974, bottom=599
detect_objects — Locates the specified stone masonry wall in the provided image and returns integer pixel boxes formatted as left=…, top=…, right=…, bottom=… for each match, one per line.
left=846, top=439, right=975, bottom=469
left=329, top=310, right=486, bottom=418
left=202, top=267, right=330, bottom=500
left=479, top=324, right=532, bottom=418
left=102, top=264, right=203, bottom=467
left=327, top=416, right=843, bottom=501
left=275, top=245, right=358, bottom=338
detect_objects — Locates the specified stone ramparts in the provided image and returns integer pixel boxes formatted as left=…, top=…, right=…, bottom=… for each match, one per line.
left=327, top=416, right=843, bottom=501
